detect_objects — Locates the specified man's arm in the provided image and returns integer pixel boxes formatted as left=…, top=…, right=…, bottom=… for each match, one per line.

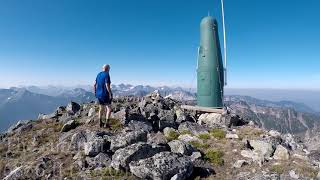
left=94, top=80, right=97, bottom=96
left=107, top=83, right=112, bottom=99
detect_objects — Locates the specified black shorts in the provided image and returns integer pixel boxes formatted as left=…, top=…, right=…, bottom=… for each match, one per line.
left=97, top=97, right=111, bottom=105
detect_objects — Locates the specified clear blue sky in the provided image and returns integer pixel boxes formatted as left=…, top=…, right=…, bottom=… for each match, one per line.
left=0, top=0, right=319, bottom=89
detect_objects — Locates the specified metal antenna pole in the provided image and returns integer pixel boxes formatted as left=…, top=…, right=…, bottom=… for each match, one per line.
left=220, top=0, right=227, bottom=86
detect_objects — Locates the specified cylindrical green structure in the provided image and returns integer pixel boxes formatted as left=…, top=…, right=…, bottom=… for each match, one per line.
left=197, top=16, right=224, bottom=108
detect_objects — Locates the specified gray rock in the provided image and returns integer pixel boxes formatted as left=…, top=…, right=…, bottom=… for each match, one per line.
left=178, top=122, right=209, bottom=136
left=289, top=170, right=299, bottom=179
left=226, top=133, right=239, bottom=139
left=129, top=152, right=193, bottom=180
left=38, top=111, right=57, bottom=120
left=249, top=140, right=274, bottom=159
left=158, top=109, right=176, bottom=130
left=7, top=120, right=31, bottom=134
left=240, top=150, right=264, bottom=166
left=61, top=120, right=78, bottom=132
left=58, top=113, right=73, bottom=124
left=110, top=130, right=147, bottom=151
left=126, top=120, right=153, bottom=132
left=70, top=130, right=89, bottom=151
left=273, top=145, right=289, bottom=160
left=190, top=152, right=202, bottom=162
left=147, top=132, right=167, bottom=145
left=113, top=108, right=129, bottom=124
left=111, top=142, right=168, bottom=170
left=84, top=137, right=108, bottom=157
left=66, top=101, right=81, bottom=115
left=4, top=166, right=25, bottom=180
left=198, top=113, right=223, bottom=126
left=163, top=127, right=178, bottom=138
left=86, top=153, right=111, bottom=169
left=88, top=107, right=95, bottom=117
left=168, top=140, right=194, bottom=155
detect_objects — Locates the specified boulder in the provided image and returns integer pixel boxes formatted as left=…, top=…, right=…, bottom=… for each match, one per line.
left=86, top=153, right=111, bottom=169
left=84, top=137, right=108, bottom=157
left=126, top=120, right=153, bottom=132
left=38, top=111, right=57, bottom=120
left=147, top=132, right=167, bottom=145
left=190, top=152, right=202, bottom=162
left=110, top=130, right=147, bottom=151
left=240, top=150, right=264, bottom=166
left=163, top=127, right=178, bottom=138
left=273, top=145, right=289, bottom=160
left=268, top=130, right=281, bottom=137
left=129, top=152, right=193, bottom=180
left=7, top=120, right=31, bottom=134
left=111, top=142, right=168, bottom=170
left=66, top=101, right=81, bottom=115
left=113, top=108, right=129, bottom=124
left=226, top=133, right=239, bottom=139
left=61, top=120, right=78, bottom=132
left=198, top=113, right=223, bottom=127
left=224, top=113, right=247, bottom=127
left=178, top=122, right=209, bottom=136
left=157, top=109, right=176, bottom=130
left=249, top=140, right=274, bottom=159
left=70, top=130, right=89, bottom=151
left=168, top=140, right=194, bottom=155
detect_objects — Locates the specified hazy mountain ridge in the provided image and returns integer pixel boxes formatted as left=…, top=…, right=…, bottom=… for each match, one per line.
left=1, top=85, right=320, bottom=135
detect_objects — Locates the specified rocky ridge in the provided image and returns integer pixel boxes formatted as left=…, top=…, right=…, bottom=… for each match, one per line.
left=0, top=92, right=319, bottom=179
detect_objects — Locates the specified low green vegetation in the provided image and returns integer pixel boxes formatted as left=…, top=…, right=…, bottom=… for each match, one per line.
left=189, top=141, right=210, bottom=149
left=165, top=131, right=180, bottom=141
left=270, top=164, right=285, bottom=174
left=198, top=133, right=211, bottom=140
left=108, top=118, right=124, bottom=131
left=209, top=129, right=226, bottom=139
left=238, top=127, right=264, bottom=140
left=204, top=148, right=224, bottom=166
left=180, top=130, right=192, bottom=135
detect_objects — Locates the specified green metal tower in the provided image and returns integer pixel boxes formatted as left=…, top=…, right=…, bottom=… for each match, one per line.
left=197, top=16, right=224, bottom=108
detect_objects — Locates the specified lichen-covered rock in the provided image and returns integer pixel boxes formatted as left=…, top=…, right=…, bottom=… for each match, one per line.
left=147, top=132, right=167, bottom=145
left=178, top=122, right=209, bottom=136
left=111, top=142, right=168, bottom=170
left=168, top=140, right=194, bottom=155
left=66, top=101, right=81, bottom=115
left=273, top=145, right=289, bottom=160
left=86, top=153, right=111, bottom=169
left=110, top=129, right=147, bottom=151
left=129, top=152, right=193, bottom=180
left=126, top=120, right=153, bottom=132
left=163, top=127, right=178, bottom=138
left=84, top=137, right=108, bottom=157
left=198, top=113, right=223, bottom=127
left=61, top=120, right=78, bottom=132
left=70, top=130, right=89, bottom=151
left=157, top=109, right=176, bottom=130
left=249, top=140, right=274, bottom=159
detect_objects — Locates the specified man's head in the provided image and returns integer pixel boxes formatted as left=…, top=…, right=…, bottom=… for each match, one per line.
left=102, top=64, right=110, bottom=72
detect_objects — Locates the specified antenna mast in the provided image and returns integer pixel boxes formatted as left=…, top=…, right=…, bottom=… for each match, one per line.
left=220, top=0, right=227, bottom=86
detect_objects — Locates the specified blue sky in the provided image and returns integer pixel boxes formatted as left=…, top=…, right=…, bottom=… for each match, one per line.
left=0, top=0, right=319, bottom=89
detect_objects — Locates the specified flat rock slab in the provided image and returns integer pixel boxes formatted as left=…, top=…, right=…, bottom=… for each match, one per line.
left=129, top=152, right=193, bottom=180
left=111, top=142, right=168, bottom=171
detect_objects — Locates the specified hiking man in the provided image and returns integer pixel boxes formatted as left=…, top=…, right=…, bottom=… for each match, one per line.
left=94, top=64, right=112, bottom=128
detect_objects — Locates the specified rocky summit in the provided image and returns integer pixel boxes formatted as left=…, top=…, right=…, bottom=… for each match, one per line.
left=0, top=92, right=319, bottom=180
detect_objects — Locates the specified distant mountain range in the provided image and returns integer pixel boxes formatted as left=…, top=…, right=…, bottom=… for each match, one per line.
left=1, top=84, right=320, bottom=135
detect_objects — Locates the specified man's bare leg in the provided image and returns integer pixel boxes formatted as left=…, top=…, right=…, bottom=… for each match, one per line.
left=105, top=105, right=112, bottom=126
left=98, top=105, right=104, bottom=127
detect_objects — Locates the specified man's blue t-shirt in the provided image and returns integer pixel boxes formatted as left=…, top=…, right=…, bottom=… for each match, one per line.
left=95, top=71, right=111, bottom=99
